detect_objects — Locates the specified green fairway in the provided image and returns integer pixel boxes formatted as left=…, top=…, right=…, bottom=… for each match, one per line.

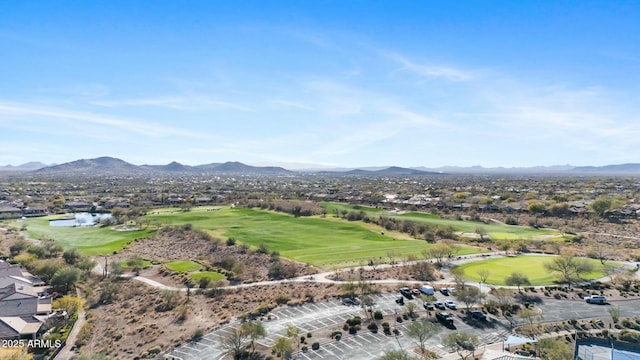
left=457, top=255, right=612, bottom=286
left=321, top=202, right=563, bottom=241
left=147, top=206, right=484, bottom=268
left=166, top=260, right=203, bottom=272
left=15, top=217, right=155, bottom=256
left=190, top=271, right=225, bottom=282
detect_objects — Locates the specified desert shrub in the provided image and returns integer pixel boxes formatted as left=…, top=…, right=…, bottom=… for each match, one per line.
left=312, top=342, right=320, bottom=350
left=368, top=323, right=379, bottom=333
left=274, top=294, right=290, bottom=305
left=374, top=310, right=384, bottom=320
left=619, top=330, right=640, bottom=343
left=192, top=328, right=204, bottom=341
left=346, top=316, right=362, bottom=326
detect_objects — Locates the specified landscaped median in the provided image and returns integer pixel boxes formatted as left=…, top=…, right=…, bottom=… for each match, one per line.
left=162, top=260, right=227, bottom=286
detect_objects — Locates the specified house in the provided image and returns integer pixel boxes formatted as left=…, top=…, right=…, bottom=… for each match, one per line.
left=64, top=200, right=92, bottom=212
left=22, top=207, right=48, bottom=217
left=0, top=205, right=22, bottom=220
left=0, top=262, right=51, bottom=339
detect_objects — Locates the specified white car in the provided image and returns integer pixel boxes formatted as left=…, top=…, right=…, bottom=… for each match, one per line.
left=444, top=300, right=457, bottom=310
left=584, top=295, right=607, bottom=304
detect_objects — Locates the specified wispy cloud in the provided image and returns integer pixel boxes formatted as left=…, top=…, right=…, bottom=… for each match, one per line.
left=0, top=102, right=208, bottom=139
left=90, top=95, right=252, bottom=112
left=385, top=52, right=474, bottom=81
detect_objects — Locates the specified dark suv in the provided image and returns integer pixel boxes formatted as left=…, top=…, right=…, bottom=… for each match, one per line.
left=436, top=312, right=454, bottom=327
left=469, top=310, right=487, bottom=321
left=400, top=287, right=413, bottom=299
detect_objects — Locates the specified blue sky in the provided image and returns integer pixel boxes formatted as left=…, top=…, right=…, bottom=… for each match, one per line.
left=1, top=1, right=639, bottom=168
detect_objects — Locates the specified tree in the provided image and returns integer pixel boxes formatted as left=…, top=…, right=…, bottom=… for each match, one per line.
left=411, top=261, right=436, bottom=281
left=99, top=281, right=119, bottom=304
left=423, top=242, right=452, bottom=265
left=573, top=258, right=595, bottom=281
left=0, top=347, right=34, bottom=360
left=41, top=239, right=64, bottom=258
left=62, top=249, right=81, bottom=265
left=492, top=288, right=515, bottom=314
left=477, top=269, right=490, bottom=291
left=405, top=301, right=417, bottom=319
left=527, top=201, right=546, bottom=226
left=474, top=226, right=488, bottom=241
left=444, top=332, right=480, bottom=360
left=378, top=349, right=418, bottom=360
left=76, top=256, right=97, bottom=274
left=244, top=321, right=266, bottom=356
left=52, top=295, right=84, bottom=316
left=50, top=267, right=81, bottom=293
left=518, top=307, right=543, bottom=338
left=31, top=258, right=64, bottom=283
left=272, top=337, right=293, bottom=359
left=222, top=320, right=266, bottom=359
left=341, top=280, right=357, bottom=299
left=496, top=240, right=512, bottom=255
left=504, top=272, right=530, bottom=291
left=608, top=305, right=621, bottom=324
left=127, top=256, right=145, bottom=275
left=455, top=286, right=484, bottom=311
left=157, top=290, right=181, bottom=312
left=406, top=320, right=440, bottom=357
left=222, top=325, right=251, bottom=359
left=450, top=266, right=466, bottom=288
left=286, top=324, right=301, bottom=353
left=544, top=251, right=593, bottom=287
left=110, top=261, right=124, bottom=277
left=361, top=295, right=376, bottom=319
left=589, top=243, right=611, bottom=265
left=591, top=197, right=612, bottom=218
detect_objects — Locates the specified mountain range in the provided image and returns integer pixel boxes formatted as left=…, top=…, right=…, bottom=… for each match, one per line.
left=1, top=157, right=640, bottom=176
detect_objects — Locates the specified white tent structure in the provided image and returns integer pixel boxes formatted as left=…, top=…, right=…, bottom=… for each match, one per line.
left=502, top=335, right=537, bottom=352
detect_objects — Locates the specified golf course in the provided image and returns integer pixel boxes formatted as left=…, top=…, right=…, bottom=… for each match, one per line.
left=12, top=203, right=565, bottom=268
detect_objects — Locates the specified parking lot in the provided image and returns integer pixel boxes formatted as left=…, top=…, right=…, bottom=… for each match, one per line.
left=166, top=292, right=516, bottom=360
left=166, top=289, right=640, bottom=360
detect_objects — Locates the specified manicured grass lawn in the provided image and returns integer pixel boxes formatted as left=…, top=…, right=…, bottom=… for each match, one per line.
left=320, top=202, right=564, bottom=241
left=14, top=217, right=155, bottom=256
left=457, top=255, right=612, bottom=286
left=166, top=260, right=203, bottom=272
left=147, top=206, right=484, bottom=268
left=190, top=271, right=225, bottom=282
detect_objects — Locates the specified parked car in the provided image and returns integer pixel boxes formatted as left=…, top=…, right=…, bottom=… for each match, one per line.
left=434, top=301, right=446, bottom=310
left=584, top=295, right=607, bottom=304
left=411, top=288, right=421, bottom=296
left=444, top=300, right=457, bottom=310
left=423, top=302, right=434, bottom=310
left=469, top=310, right=487, bottom=321
left=342, top=297, right=360, bottom=306
left=439, top=287, right=456, bottom=295
left=436, top=312, right=454, bottom=326
left=395, top=295, right=405, bottom=305
left=400, top=287, right=413, bottom=299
